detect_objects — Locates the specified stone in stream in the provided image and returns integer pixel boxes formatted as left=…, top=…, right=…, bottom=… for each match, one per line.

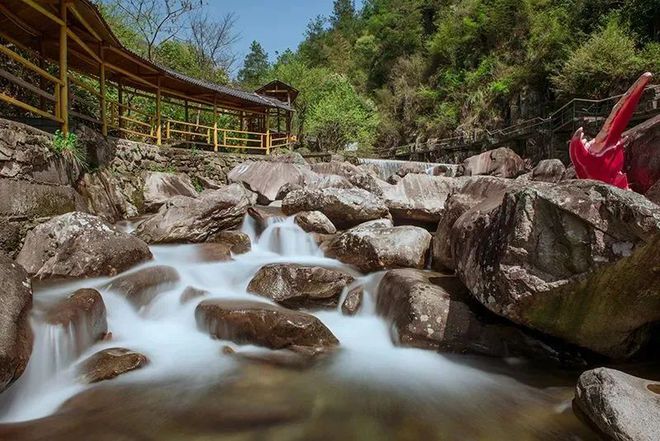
left=228, top=160, right=314, bottom=204
left=294, top=211, right=337, bottom=234
left=196, top=231, right=251, bottom=262
left=376, top=269, right=560, bottom=358
left=310, top=161, right=385, bottom=196
left=77, top=168, right=138, bottom=223
left=574, top=368, right=660, bottom=441
left=282, top=187, right=390, bottom=230
left=462, top=147, right=527, bottom=178
left=180, top=286, right=209, bottom=304
left=142, top=171, right=198, bottom=212
left=16, top=212, right=152, bottom=280
left=247, top=205, right=285, bottom=234
left=0, top=254, right=33, bottom=393
left=135, top=183, right=252, bottom=244
left=78, top=347, right=148, bottom=383
left=341, top=286, right=364, bottom=316
left=45, top=289, right=107, bottom=354
left=195, top=299, right=339, bottom=352
left=247, top=263, right=354, bottom=309
left=452, top=179, right=660, bottom=358
left=104, top=265, right=180, bottom=308
left=326, top=220, right=431, bottom=273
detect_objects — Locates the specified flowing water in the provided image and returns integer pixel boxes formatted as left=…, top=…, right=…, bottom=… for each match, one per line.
left=0, top=216, right=601, bottom=440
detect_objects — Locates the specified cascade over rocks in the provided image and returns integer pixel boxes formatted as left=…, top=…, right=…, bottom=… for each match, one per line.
left=78, top=348, right=148, bottom=383
left=247, top=264, right=354, bottom=309
left=105, top=265, right=180, bottom=308
left=45, top=289, right=107, bottom=354
left=16, top=212, right=152, bottom=279
left=574, top=368, right=660, bottom=441
left=326, top=220, right=432, bottom=272
left=142, top=171, right=199, bottom=212
left=376, top=269, right=560, bottom=358
left=135, top=184, right=251, bottom=243
left=379, top=174, right=465, bottom=224
left=462, top=147, right=527, bottom=178
left=282, top=187, right=390, bottom=229
left=0, top=254, right=32, bottom=393
left=195, top=299, right=339, bottom=352
left=294, top=211, right=336, bottom=234
left=228, top=160, right=313, bottom=204
left=451, top=180, right=660, bottom=358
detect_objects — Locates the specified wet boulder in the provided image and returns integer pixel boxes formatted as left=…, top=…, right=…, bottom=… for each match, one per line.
left=135, top=184, right=251, bottom=244
left=247, top=264, right=354, bottom=309
left=294, top=211, right=336, bottom=234
left=77, top=169, right=138, bottom=223
left=195, top=299, right=339, bottom=352
left=45, top=289, right=107, bottom=354
left=462, top=147, right=526, bottom=178
left=282, top=188, right=390, bottom=230
left=78, top=348, right=148, bottom=383
left=531, top=159, right=565, bottom=183
left=310, top=161, right=384, bottom=196
left=575, top=368, right=660, bottom=441
left=196, top=231, right=251, bottom=262
left=228, top=160, right=313, bottom=204
left=0, top=255, right=33, bottom=393
left=452, top=180, right=660, bottom=358
left=180, top=286, right=209, bottom=304
left=376, top=269, right=554, bottom=358
left=105, top=265, right=180, bottom=308
left=142, top=171, right=198, bottom=212
left=341, top=286, right=364, bottom=316
left=326, top=220, right=431, bottom=273
left=379, top=174, right=464, bottom=225
left=247, top=206, right=285, bottom=234
left=16, top=212, right=152, bottom=279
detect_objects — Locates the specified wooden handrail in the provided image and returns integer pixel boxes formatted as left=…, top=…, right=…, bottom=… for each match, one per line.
left=0, top=44, right=61, bottom=85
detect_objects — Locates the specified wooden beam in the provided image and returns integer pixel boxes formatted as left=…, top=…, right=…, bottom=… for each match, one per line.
left=0, top=91, right=62, bottom=122
left=0, top=67, right=56, bottom=102
left=0, top=3, right=40, bottom=36
left=66, top=27, right=101, bottom=63
left=59, top=0, right=68, bottom=133
left=100, top=49, right=107, bottom=136
left=156, top=76, right=162, bottom=145
left=67, top=3, right=101, bottom=41
left=0, top=45, right=61, bottom=84
left=19, top=0, right=65, bottom=26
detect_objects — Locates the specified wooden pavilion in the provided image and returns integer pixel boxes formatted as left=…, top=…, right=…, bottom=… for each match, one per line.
left=0, top=0, right=296, bottom=153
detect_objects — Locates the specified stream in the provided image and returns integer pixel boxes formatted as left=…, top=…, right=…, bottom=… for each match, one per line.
left=0, top=215, right=600, bottom=440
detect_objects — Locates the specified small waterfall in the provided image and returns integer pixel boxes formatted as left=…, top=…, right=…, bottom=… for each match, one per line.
left=250, top=217, right=322, bottom=258
left=357, top=158, right=459, bottom=180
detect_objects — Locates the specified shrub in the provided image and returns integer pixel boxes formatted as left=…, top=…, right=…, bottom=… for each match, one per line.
left=52, top=130, right=86, bottom=169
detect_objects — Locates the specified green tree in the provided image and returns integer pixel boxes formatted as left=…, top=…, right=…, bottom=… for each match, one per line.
left=237, top=41, right=270, bottom=90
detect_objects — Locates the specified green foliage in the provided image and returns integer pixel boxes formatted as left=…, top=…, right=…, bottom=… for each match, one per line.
left=237, top=41, right=270, bottom=90
left=52, top=131, right=86, bottom=168
left=150, top=164, right=177, bottom=173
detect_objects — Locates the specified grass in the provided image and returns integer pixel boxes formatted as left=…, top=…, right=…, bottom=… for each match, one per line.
left=52, top=130, right=87, bottom=169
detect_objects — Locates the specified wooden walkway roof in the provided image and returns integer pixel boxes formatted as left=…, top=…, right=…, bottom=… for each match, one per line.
left=0, top=0, right=293, bottom=114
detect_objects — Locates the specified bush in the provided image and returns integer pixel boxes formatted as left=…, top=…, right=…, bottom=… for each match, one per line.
left=52, top=130, right=86, bottom=168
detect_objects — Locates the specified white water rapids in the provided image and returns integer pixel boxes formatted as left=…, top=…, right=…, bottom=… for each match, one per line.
left=0, top=215, right=582, bottom=435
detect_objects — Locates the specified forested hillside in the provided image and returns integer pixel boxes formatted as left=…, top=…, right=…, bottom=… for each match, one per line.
left=100, top=0, right=658, bottom=155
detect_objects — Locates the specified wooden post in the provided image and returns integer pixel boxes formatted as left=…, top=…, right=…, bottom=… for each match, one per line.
left=59, top=0, right=68, bottom=133
left=118, top=79, right=123, bottom=129
left=99, top=48, right=107, bottom=136
left=213, top=122, right=218, bottom=152
left=266, top=130, right=271, bottom=155
left=184, top=99, right=189, bottom=141
left=166, top=120, right=171, bottom=139
left=156, top=77, right=162, bottom=146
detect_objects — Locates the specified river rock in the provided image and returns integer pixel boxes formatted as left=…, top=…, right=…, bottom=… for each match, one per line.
left=311, top=161, right=384, bottom=196
left=180, top=286, right=209, bottom=304
left=16, top=212, right=152, bottom=279
left=105, top=266, right=180, bottom=308
left=135, top=184, right=251, bottom=243
left=326, top=220, right=431, bottom=272
left=341, top=286, right=363, bottom=316
left=77, top=169, right=138, bottom=223
left=228, top=161, right=313, bottom=204
left=195, top=299, right=339, bottom=351
left=143, top=171, right=198, bottom=212
left=78, top=348, right=148, bottom=383
left=624, top=114, right=659, bottom=194
left=45, top=289, right=107, bottom=354
left=196, top=231, right=251, bottom=262
left=294, top=211, right=336, bottom=234
left=377, top=269, right=562, bottom=357
left=574, top=368, right=660, bottom=441
left=282, top=188, right=390, bottom=229
left=247, top=264, right=354, bottom=309
left=462, top=147, right=526, bottom=178
left=379, top=174, right=464, bottom=224
left=452, top=180, right=660, bottom=358
left=247, top=206, right=285, bottom=233
left=0, top=255, right=32, bottom=393
left=531, top=159, right=565, bottom=183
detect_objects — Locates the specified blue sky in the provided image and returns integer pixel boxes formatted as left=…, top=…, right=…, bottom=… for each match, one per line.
left=206, top=1, right=359, bottom=68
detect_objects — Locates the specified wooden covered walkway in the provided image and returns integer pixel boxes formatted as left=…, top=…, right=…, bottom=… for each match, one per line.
left=0, top=0, right=297, bottom=153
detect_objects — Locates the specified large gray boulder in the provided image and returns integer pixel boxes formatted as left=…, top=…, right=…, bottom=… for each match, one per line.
left=247, top=264, right=354, bottom=309
left=0, top=255, right=32, bottom=393
left=462, top=147, right=526, bottom=178
left=142, top=171, right=198, bottom=212
left=135, top=184, right=251, bottom=243
left=379, top=174, right=464, bottom=224
left=195, top=299, right=339, bottom=352
left=575, top=368, right=660, bottom=441
left=452, top=180, right=660, bottom=358
left=531, top=159, right=565, bottom=183
left=294, top=211, right=336, bottom=234
left=16, top=212, right=152, bottom=279
left=282, top=188, right=390, bottom=230
left=228, top=161, right=313, bottom=204
left=311, top=161, right=384, bottom=196
left=326, top=220, right=431, bottom=272
left=77, top=169, right=138, bottom=223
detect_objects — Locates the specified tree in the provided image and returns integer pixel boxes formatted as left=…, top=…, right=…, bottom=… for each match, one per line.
left=237, top=41, right=270, bottom=90
left=189, top=11, right=239, bottom=77
left=330, top=0, right=356, bottom=32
